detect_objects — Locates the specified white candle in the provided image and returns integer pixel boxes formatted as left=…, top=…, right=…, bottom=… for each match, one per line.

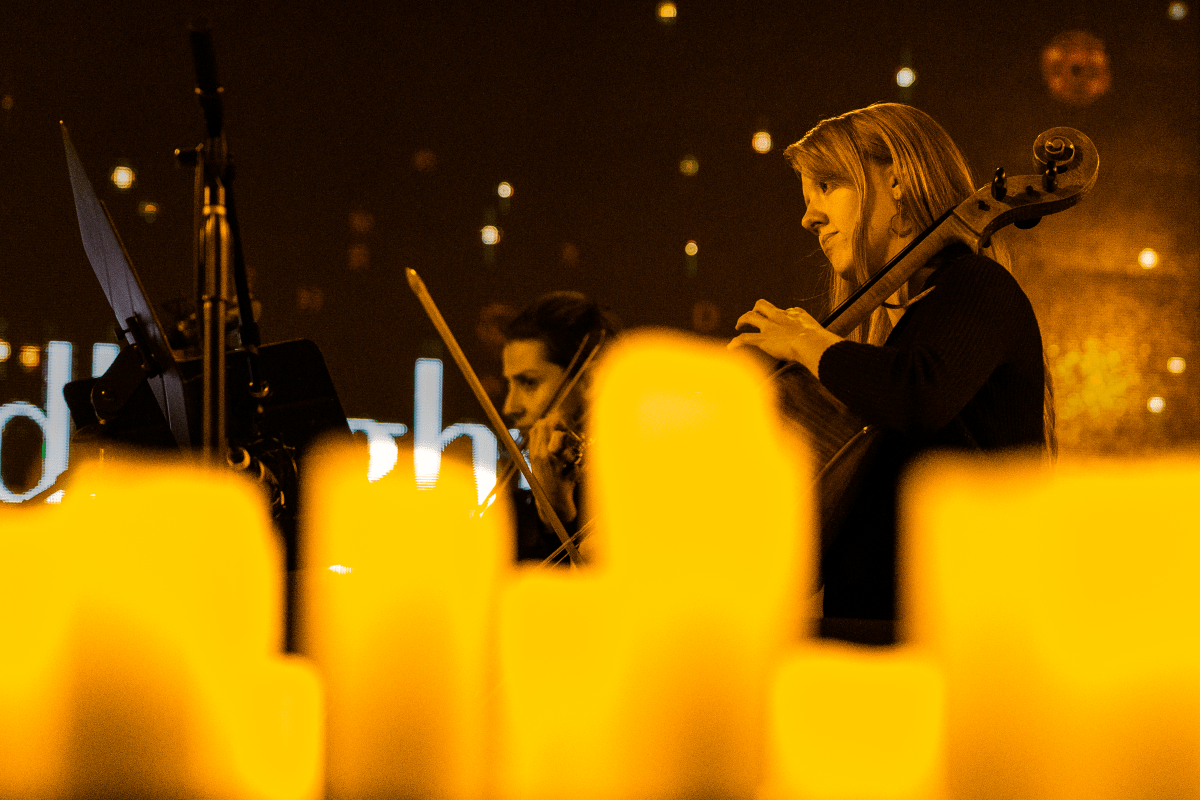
left=497, top=332, right=808, bottom=799
left=904, top=455, right=1200, bottom=799
left=0, top=459, right=323, bottom=800
left=303, top=444, right=507, bottom=799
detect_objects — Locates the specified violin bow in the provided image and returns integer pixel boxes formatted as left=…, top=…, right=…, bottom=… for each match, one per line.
left=478, top=329, right=606, bottom=514
left=406, top=268, right=583, bottom=567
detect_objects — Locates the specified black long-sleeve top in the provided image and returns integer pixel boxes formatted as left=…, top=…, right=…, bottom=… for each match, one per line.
left=814, top=244, right=1046, bottom=620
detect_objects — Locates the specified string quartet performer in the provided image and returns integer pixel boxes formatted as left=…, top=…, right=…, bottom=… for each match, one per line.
left=730, top=103, right=1055, bottom=626
left=499, top=292, right=621, bottom=564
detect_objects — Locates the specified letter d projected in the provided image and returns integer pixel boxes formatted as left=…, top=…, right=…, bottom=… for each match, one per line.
left=0, top=341, right=72, bottom=502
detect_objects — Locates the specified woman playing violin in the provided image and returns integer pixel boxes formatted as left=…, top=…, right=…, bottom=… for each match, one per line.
left=502, top=291, right=620, bottom=563
left=731, top=103, right=1053, bottom=624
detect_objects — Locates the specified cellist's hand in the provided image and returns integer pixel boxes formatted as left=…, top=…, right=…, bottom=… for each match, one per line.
left=728, top=299, right=843, bottom=376
left=526, top=411, right=580, bottom=526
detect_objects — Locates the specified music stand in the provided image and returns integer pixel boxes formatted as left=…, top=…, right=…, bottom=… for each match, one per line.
left=61, top=125, right=350, bottom=651
left=62, top=123, right=349, bottom=448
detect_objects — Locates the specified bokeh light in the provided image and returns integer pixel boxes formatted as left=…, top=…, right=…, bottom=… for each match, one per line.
left=1147, top=396, right=1166, bottom=413
left=349, top=210, right=374, bottom=234
left=679, top=155, right=699, bottom=176
left=0, top=339, right=10, bottom=362
left=110, top=164, right=135, bottom=190
left=1, top=95, right=13, bottom=111
left=497, top=182, right=513, bottom=199
left=1167, top=357, right=1186, bottom=374
left=1169, top=2, right=1188, bottom=20
left=19, top=345, right=40, bottom=369
left=684, top=240, right=698, bottom=256
left=138, top=201, right=159, bottom=223
left=481, top=225, right=500, bottom=246
left=1138, top=248, right=1159, bottom=269
left=412, top=149, right=437, bottom=172
left=1041, top=30, right=1111, bottom=106
left=296, top=287, right=325, bottom=312
left=657, top=2, right=677, bottom=22
left=348, top=244, right=370, bottom=271
left=895, top=67, right=917, bottom=88
left=752, top=131, right=773, bottom=154
left=561, top=242, right=580, bottom=266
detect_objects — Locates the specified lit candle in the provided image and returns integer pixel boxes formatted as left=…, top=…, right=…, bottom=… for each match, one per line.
left=0, top=460, right=323, bottom=800
left=904, top=456, right=1200, bottom=798
left=762, top=643, right=945, bottom=800
left=497, top=332, right=809, bottom=798
left=303, top=445, right=507, bottom=799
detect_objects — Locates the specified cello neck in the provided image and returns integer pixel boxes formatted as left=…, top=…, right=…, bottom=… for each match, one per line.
left=821, top=208, right=977, bottom=337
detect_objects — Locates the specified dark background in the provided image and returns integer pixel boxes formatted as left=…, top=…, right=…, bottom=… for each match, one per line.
left=1, top=0, right=1196, bottom=487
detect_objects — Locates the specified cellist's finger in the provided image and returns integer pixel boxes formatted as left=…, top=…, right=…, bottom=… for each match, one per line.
left=734, top=309, right=765, bottom=333
left=753, top=298, right=784, bottom=318
left=727, top=331, right=764, bottom=350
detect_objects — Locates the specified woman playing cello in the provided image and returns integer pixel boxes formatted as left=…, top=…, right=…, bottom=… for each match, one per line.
left=730, top=103, right=1053, bottom=626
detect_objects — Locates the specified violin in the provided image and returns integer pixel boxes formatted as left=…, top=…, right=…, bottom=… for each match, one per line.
left=771, top=127, right=1098, bottom=547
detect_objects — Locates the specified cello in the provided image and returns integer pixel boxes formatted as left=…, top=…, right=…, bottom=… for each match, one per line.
left=763, top=127, right=1099, bottom=546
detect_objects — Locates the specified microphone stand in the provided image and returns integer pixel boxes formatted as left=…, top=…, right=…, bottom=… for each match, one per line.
left=183, top=24, right=299, bottom=649
left=185, top=23, right=269, bottom=463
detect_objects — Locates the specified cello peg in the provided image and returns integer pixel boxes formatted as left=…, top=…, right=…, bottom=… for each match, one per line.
left=1042, top=164, right=1058, bottom=193
left=991, top=167, right=1007, bottom=201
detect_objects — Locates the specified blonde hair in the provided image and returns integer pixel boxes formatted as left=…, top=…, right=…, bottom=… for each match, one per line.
left=785, top=103, right=1054, bottom=455
left=784, top=103, right=975, bottom=345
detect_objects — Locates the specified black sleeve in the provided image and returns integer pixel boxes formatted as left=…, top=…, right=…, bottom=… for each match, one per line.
left=816, top=255, right=1029, bottom=437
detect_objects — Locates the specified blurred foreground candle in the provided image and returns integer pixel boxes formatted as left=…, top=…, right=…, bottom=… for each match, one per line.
left=0, top=460, right=323, bottom=800
left=303, top=444, right=508, bottom=799
left=498, top=331, right=809, bottom=799
left=0, top=504, right=73, bottom=796
left=762, top=643, right=945, bottom=800
left=904, top=455, right=1200, bottom=799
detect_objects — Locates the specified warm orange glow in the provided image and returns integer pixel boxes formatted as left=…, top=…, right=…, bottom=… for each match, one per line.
left=1169, top=2, right=1188, bottom=20
left=1147, top=395, right=1165, bottom=413
left=753, top=130, right=773, bottom=153
left=685, top=240, right=698, bottom=256
left=1139, top=247, right=1159, bottom=269
left=303, top=446, right=506, bottom=799
left=498, top=333, right=808, bottom=799
left=138, top=200, right=159, bottom=222
left=348, top=210, right=374, bottom=234
left=15, top=333, right=1200, bottom=799
left=1041, top=30, right=1110, bottom=106
left=497, top=181, right=513, bottom=198
left=347, top=243, right=370, bottom=270
left=657, top=1, right=678, bottom=19
left=679, top=155, right=699, bottom=176
left=109, top=164, right=135, bottom=190
left=0, top=340, right=10, bottom=362
left=895, top=67, right=917, bottom=88
left=0, top=461, right=323, bottom=799
left=1167, top=357, right=1186, bottom=374
left=296, top=287, right=325, bottom=312
left=18, top=345, right=39, bottom=368
left=764, top=644, right=944, bottom=800
left=905, top=456, right=1200, bottom=798
left=412, top=149, right=437, bottom=172
left=481, top=225, right=500, bottom=245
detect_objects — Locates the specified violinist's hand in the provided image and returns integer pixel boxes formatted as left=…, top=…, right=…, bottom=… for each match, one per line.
left=526, top=411, right=580, bottom=527
left=728, top=299, right=843, bottom=376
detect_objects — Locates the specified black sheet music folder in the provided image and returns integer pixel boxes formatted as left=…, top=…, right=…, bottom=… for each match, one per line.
left=61, top=124, right=349, bottom=457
